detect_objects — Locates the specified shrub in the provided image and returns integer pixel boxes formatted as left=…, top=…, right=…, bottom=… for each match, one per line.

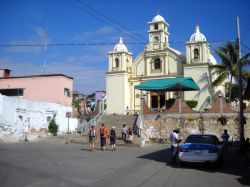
left=48, top=116, right=58, bottom=136
left=186, top=100, right=198, bottom=108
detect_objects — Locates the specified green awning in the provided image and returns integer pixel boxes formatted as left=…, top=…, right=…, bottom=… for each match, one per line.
left=134, top=77, right=200, bottom=91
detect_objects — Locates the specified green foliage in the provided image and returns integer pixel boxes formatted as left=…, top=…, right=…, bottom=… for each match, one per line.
left=225, top=82, right=240, bottom=103
left=72, top=99, right=81, bottom=113
left=210, top=42, right=250, bottom=103
left=48, top=115, right=58, bottom=136
left=186, top=100, right=198, bottom=108
left=165, top=99, right=175, bottom=109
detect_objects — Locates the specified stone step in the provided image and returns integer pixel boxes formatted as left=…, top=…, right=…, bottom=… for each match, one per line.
left=96, top=114, right=138, bottom=135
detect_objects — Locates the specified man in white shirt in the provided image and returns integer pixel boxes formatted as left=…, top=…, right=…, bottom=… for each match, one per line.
left=169, top=128, right=181, bottom=164
left=121, top=124, right=127, bottom=141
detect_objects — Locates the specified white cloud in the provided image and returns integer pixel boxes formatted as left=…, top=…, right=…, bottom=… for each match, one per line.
left=73, top=25, right=116, bottom=42
left=2, top=27, right=51, bottom=53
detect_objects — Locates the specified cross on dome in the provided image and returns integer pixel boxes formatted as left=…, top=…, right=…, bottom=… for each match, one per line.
left=190, top=25, right=207, bottom=42
left=113, top=37, right=128, bottom=52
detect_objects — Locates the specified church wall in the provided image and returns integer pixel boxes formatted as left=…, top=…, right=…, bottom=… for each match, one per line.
left=106, top=73, right=130, bottom=114
left=168, top=55, right=178, bottom=74
left=141, top=113, right=250, bottom=143
left=184, top=64, right=212, bottom=110
left=135, top=59, right=145, bottom=77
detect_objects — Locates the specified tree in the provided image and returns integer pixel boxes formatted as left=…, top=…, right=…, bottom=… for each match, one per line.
left=210, top=42, right=250, bottom=103
left=48, top=115, right=58, bottom=136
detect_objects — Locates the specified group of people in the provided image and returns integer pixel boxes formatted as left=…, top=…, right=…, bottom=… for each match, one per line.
left=121, top=124, right=133, bottom=144
left=88, top=123, right=116, bottom=151
left=88, top=123, right=134, bottom=151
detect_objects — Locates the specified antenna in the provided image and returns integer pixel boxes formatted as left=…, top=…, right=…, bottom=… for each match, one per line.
left=43, top=21, right=48, bottom=74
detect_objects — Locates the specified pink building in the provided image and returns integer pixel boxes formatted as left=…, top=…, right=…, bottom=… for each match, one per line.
left=0, top=71, right=73, bottom=106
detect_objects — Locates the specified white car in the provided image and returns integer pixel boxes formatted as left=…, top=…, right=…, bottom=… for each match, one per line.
left=178, top=134, right=223, bottom=165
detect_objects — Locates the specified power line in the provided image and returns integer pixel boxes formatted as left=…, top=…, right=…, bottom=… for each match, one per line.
left=66, top=0, right=145, bottom=43
left=66, top=0, right=126, bottom=37
left=0, top=40, right=236, bottom=47
left=74, top=0, right=147, bottom=42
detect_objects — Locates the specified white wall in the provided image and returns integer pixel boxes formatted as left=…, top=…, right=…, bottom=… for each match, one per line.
left=0, top=94, right=78, bottom=141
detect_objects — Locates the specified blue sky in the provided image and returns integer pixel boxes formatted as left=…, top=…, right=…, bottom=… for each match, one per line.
left=0, top=0, right=250, bottom=94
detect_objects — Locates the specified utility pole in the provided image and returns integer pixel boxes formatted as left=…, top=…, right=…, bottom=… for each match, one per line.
left=236, top=16, right=244, bottom=151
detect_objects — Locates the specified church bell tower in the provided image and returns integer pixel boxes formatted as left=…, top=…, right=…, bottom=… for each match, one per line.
left=106, top=37, right=133, bottom=114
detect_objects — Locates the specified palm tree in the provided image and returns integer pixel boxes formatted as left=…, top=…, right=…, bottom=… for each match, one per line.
left=210, top=42, right=250, bottom=103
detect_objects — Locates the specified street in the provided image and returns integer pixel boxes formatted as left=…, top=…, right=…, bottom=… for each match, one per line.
left=0, top=142, right=249, bottom=187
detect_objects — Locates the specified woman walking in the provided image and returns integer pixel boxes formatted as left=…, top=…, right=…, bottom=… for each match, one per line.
left=110, top=126, right=117, bottom=151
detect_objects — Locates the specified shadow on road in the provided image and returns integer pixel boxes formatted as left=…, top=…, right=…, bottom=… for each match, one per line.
left=137, top=147, right=250, bottom=186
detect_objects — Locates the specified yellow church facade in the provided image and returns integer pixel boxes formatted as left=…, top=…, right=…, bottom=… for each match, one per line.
left=106, top=14, right=221, bottom=115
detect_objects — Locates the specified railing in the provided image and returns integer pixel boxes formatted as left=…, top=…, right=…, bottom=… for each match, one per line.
left=79, top=112, right=103, bottom=134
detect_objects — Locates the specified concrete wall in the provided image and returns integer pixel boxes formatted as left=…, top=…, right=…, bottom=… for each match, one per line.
left=141, top=113, right=250, bottom=143
left=0, top=94, right=78, bottom=142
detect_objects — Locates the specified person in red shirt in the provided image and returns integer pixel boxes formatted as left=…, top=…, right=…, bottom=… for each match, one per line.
left=99, top=123, right=109, bottom=151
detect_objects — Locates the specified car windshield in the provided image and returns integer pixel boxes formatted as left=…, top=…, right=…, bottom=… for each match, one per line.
left=185, top=135, right=218, bottom=145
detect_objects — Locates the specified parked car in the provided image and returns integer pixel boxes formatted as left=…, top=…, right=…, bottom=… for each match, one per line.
left=178, top=134, right=223, bottom=165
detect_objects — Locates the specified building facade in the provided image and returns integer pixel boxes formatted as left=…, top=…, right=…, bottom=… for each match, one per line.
left=0, top=73, right=73, bottom=106
left=106, top=14, right=220, bottom=115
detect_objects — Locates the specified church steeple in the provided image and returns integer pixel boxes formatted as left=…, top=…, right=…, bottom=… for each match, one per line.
left=108, top=37, right=132, bottom=72
left=186, top=25, right=210, bottom=64
left=147, top=14, right=170, bottom=50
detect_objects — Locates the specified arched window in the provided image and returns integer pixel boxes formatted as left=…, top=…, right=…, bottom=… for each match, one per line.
left=115, top=58, right=119, bottom=67
left=154, top=58, right=161, bottom=70
left=154, top=36, right=159, bottom=44
left=154, top=23, right=158, bottom=30
left=194, top=48, right=199, bottom=59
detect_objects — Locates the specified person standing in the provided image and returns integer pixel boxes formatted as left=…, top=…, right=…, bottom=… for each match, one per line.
left=125, top=106, right=130, bottom=115
left=24, top=119, right=29, bottom=142
left=88, top=125, right=96, bottom=151
left=169, top=128, right=181, bottom=164
left=99, top=123, right=109, bottom=151
left=110, top=126, right=117, bottom=151
left=221, top=129, right=230, bottom=152
left=121, top=124, right=127, bottom=141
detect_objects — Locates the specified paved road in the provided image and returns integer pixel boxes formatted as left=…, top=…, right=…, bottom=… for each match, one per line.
left=0, top=142, right=249, bottom=187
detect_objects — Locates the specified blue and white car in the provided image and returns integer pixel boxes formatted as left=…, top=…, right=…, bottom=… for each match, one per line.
left=178, top=134, right=223, bottom=165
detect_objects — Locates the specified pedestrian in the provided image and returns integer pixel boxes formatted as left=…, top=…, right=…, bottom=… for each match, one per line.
left=125, top=106, right=130, bottom=115
left=110, top=126, right=117, bottom=151
left=121, top=124, right=127, bottom=141
left=221, top=129, right=230, bottom=152
left=24, top=119, right=29, bottom=142
left=169, top=128, right=181, bottom=164
left=99, top=123, right=109, bottom=151
left=88, top=125, right=96, bottom=151
left=127, top=127, right=133, bottom=144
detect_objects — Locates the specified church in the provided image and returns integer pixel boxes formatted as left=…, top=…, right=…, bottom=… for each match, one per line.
left=106, top=14, right=222, bottom=115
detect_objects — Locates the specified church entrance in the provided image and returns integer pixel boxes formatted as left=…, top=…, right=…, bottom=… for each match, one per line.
left=150, top=92, right=165, bottom=110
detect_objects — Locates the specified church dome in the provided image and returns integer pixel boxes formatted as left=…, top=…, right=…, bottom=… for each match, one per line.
left=113, top=37, right=128, bottom=52
left=152, top=14, right=165, bottom=22
left=210, top=54, right=217, bottom=65
left=190, top=26, right=207, bottom=42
